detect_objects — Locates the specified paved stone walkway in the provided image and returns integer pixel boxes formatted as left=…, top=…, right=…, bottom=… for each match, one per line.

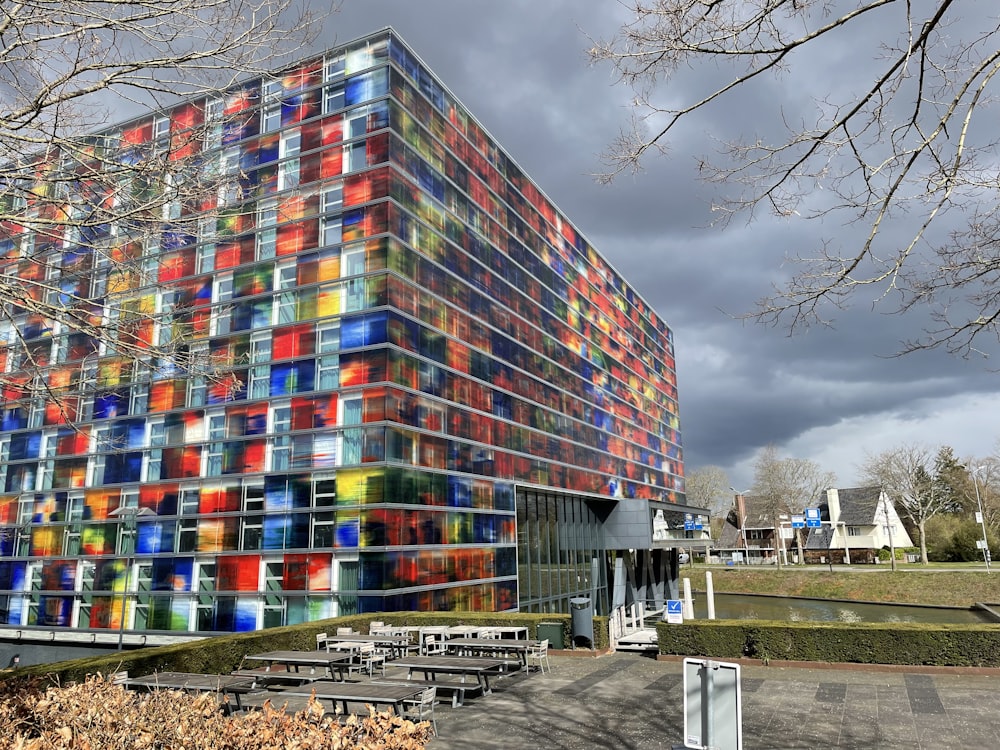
left=411, top=651, right=1000, bottom=749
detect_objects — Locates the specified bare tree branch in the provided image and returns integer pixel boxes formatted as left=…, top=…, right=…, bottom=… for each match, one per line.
left=861, top=443, right=950, bottom=562
left=592, top=0, right=1000, bottom=356
left=0, top=0, right=329, bottom=416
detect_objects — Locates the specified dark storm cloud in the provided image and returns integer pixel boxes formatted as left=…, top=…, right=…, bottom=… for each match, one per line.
left=327, top=2, right=1000, bottom=489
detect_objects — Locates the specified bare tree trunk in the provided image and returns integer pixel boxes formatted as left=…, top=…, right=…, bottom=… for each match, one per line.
left=918, top=519, right=929, bottom=564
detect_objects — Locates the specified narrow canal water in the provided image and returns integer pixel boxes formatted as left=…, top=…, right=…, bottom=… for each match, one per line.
left=690, top=593, right=995, bottom=624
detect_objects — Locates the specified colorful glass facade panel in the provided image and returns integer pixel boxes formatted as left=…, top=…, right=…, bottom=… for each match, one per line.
left=0, top=30, right=682, bottom=636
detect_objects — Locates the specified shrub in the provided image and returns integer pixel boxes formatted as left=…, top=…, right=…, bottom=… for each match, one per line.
left=0, top=674, right=432, bottom=750
left=658, top=619, right=1000, bottom=667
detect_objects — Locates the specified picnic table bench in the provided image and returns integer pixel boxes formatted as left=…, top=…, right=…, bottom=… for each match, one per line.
left=373, top=677, right=482, bottom=708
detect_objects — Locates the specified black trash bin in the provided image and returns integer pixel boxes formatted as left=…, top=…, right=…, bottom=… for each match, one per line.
left=570, top=597, right=594, bottom=648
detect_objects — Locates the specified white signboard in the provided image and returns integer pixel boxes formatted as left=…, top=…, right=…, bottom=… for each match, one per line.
left=683, top=658, right=743, bottom=750
left=666, top=599, right=684, bottom=624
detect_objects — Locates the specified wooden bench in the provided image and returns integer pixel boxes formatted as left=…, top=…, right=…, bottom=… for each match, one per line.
left=236, top=690, right=320, bottom=715
left=231, top=668, right=323, bottom=688
left=373, top=678, right=482, bottom=708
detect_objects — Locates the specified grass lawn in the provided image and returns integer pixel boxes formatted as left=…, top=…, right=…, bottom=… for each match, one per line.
left=683, top=566, right=1000, bottom=608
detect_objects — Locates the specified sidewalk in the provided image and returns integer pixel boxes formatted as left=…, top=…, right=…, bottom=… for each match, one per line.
left=421, top=651, right=1000, bottom=749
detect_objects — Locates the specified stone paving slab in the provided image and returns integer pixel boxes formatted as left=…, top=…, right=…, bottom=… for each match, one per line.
left=417, top=651, right=1000, bottom=749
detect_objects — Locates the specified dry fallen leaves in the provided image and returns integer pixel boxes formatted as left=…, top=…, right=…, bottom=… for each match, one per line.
left=0, top=675, right=433, bottom=750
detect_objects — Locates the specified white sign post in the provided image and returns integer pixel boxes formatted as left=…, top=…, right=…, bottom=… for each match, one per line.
left=682, top=658, right=742, bottom=750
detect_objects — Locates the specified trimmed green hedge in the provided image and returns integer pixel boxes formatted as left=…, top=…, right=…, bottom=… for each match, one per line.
left=657, top=619, right=1000, bottom=667
left=3, top=611, right=604, bottom=684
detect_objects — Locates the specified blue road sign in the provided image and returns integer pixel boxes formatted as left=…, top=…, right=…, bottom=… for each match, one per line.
left=805, top=508, right=822, bottom=528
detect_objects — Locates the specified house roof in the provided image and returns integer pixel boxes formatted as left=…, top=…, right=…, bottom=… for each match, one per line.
left=805, top=486, right=885, bottom=550
left=824, top=486, right=884, bottom=525
left=717, top=495, right=777, bottom=548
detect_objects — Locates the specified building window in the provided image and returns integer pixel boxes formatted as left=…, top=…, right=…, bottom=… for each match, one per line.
left=204, top=97, right=223, bottom=150
left=262, top=79, right=283, bottom=133
left=179, top=487, right=200, bottom=516
left=144, top=419, right=165, bottom=482
left=211, top=273, right=234, bottom=336
left=320, top=215, right=342, bottom=247
left=256, top=199, right=278, bottom=260
left=35, top=432, right=57, bottom=491
left=340, top=395, right=362, bottom=465
left=249, top=332, right=271, bottom=400
left=269, top=401, right=292, bottom=471
left=277, top=129, right=301, bottom=191
left=323, top=82, right=345, bottom=114
left=275, top=262, right=297, bottom=325
left=321, top=181, right=343, bottom=213
left=187, top=342, right=209, bottom=406
left=848, top=526, right=863, bottom=537
left=317, top=321, right=340, bottom=390
left=205, top=411, right=225, bottom=476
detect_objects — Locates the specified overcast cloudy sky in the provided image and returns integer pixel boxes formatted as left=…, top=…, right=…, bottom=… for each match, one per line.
left=323, top=2, right=1000, bottom=492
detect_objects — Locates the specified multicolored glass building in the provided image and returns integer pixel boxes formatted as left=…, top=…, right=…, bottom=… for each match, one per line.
left=0, top=30, right=685, bottom=647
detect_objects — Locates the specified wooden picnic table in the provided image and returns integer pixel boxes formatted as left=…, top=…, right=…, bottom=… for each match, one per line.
left=124, top=671, right=257, bottom=711
left=241, top=650, right=353, bottom=681
left=444, top=637, right=535, bottom=666
left=279, top=679, right=423, bottom=715
left=391, top=655, right=506, bottom=694
left=318, top=632, right=411, bottom=658
left=491, top=625, right=530, bottom=640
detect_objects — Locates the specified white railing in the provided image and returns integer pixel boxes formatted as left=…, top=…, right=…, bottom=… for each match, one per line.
left=609, top=602, right=649, bottom=650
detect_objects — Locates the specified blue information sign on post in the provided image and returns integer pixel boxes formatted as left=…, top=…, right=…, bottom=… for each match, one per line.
left=805, top=508, right=822, bottom=528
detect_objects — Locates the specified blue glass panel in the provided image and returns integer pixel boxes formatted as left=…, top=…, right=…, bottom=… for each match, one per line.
left=37, top=596, right=72, bottom=626
left=340, top=315, right=365, bottom=349
left=0, top=529, right=14, bottom=556
left=245, top=411, right=267, bottom=435
left=269, top=363, right=294, bottom=395
left=173, top=558, right=193, bottom=591
left=234, top=598, right=257, bottom=631
left=359, top=553, right=385, bottom=590
left=151, top=558, right=175, bottom=590
left=364, top=311, right=388, bottom=344
left=264, top=475, right=291, bottom=511
left=137, top=521, right=174, bottom=555
left=293, top=360, right=315, bottom=393
left=93, top=391, right=124, bottom=419
left=335, top=518, right=359, bottom=548
left=263, top=515, right=289, bottom=549
left=162, top=226, right=195, bottom=251
left=2, top=409, right=26, bottom=431
left=447, top=476, right=472, bottom=507
left=473, top=514, right=496, bottom=543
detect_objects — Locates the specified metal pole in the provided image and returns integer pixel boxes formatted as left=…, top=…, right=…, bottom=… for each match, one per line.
left=117, top=551, right=130, bottom=651
left=881, top=493, right=897, bottom=571
left=706, top=571, right=716, bottom=620
left=110, top=506, right=155, bottom=650
left=840, top=522, right=850, bottom=565
left=702, top=661, right=715, bottom=750
left=972, top=468, right=991, bottom=572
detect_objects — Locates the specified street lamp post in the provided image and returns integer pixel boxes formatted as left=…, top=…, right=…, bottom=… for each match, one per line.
left=730, top=487, right=750, bottom=564
left=971, top=467, right=991, bottom=573
left=109, top=506, right=155, bottom=650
